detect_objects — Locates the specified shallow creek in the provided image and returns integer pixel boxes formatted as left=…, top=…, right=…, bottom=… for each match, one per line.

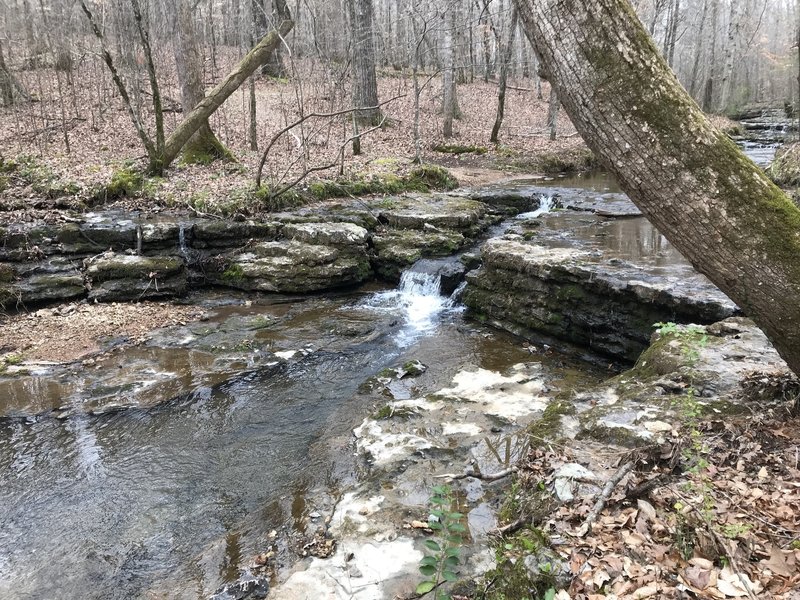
left=0, top=275, right=604, bottom=599
left=0, top=143, right=771, bottom=599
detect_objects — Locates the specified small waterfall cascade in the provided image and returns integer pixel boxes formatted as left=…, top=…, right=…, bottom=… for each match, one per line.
left=517, top=194, right=555, bottom=219
left=178, top=223, right=190, bottom=261
left=361, top=261, right=465, bottom=347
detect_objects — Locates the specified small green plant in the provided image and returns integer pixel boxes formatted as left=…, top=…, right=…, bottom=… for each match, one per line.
left=416, top=485, right=465, bottom=599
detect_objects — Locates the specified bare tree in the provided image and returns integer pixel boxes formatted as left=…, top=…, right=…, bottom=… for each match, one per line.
left=490, top=8, right=518, bottom=143
left=174, top=0, right=229, bottom=163
left=347, top=0, right=382, bottom=125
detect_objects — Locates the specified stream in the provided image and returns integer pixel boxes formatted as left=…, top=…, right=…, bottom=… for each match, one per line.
left=0, top=142, right=776, bottom=600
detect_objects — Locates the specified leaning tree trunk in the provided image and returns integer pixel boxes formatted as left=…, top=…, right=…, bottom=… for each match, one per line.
left=161, top=18, right=294, bottom=169
left=515, top=0, right=800, bottom=375
left=175, top=0, right=229, bottom=163
left=490, top=9, right=518, bottom=143
left=347, top=0, right=382, bottom=126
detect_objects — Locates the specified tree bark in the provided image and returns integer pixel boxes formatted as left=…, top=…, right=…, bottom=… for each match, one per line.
left=175, top=0, right=229, bottom=163
left=702, top=0, right=719, bottom=110
left=515, top=0, right=800, bottom=375
left=546, top=86, right=560, bottom=140
left=442, top=12, right=455, bottom=138
left=346, top=0, right=382, bottom=126
left=490, top=9, right=518, bottom=143
left=0, top=40, right=15, bottom=106
left=687, top=0, right=709, bottom=98
left=161, top=17, right=294, bottom=169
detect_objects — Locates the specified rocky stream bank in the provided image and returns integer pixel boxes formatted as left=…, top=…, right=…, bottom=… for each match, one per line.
left=1, top=158, right=798, bottom=600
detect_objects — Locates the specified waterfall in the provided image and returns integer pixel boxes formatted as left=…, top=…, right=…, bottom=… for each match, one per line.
left=517, top=194, right=555, bottom=219
left=178, top=223, right=190, bottom=261
left=361, top=264, right=464, bottom=347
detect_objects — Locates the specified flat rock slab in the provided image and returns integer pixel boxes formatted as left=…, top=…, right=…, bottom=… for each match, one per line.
left=573, top=318, right=791, bottom=447
left=465, top=238, right=736, bottom=361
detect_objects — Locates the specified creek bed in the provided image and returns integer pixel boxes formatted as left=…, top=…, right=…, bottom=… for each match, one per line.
left=0, top=278, right=604, bottom=599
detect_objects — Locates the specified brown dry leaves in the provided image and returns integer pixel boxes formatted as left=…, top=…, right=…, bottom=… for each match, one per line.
left=517, top=416, right=800, bottom=599
left=0, top=300, right=203, bottom=362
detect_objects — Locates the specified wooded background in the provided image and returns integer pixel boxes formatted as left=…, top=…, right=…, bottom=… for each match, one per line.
left=0, top=0, right=797, bottom=177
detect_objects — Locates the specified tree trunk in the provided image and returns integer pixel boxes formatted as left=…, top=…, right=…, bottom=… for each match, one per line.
left=261, top=0, right=288, bottom=77
left=175, top=0, right=229, bottom=164
left=442, top=12, right=455, bottom=138
left=687, top=0, right=709, bottom=98
left=515, top=0, right=800, bottom=375
left=347, top=0, right=382, bottom=126
left=665, top=0, right=680, bottom=68
left=702, top=0, right=719, bottom=110
left=490, top=9, right=518, bottom=143
left=0, top=40, right=15, bottom=106
left=546, top=86, right=560, bottom=140
left=162, top=17, right=294, bottom=169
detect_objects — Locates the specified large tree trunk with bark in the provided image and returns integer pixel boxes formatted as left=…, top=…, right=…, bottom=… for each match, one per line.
left=490, top=9, right=518, bottom=143
left=514, top=0, right=800, bottom=375
left=347, top=0, right=382, bottom=126
left=175, top=0, right=229, bottom=163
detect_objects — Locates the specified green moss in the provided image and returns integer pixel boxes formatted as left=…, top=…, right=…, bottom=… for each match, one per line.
left=402, top=360, right=426, bottom=376
left=304, top=166, right=457, bottom=201
left=4, top=353, right=23, bottom=366
left=407, top=164, right=459, bottom=191
left=105, top=167, right=144, bottom=199
left=481, top=524, right=557, bottom=600
left=222, top=264, right=245, bottom=281
left=180, top=132, right=234, bottom=166
left=372, top=404, right=418, bottom=420
left=0, top=263, right=15, bottom=284
left=527, top=400, right=575, bottom=441
left=432, top=143, right=488, bottom=155
left=768, top=142, right=800, bottom=187
left=555, top=283, right=586, bottom=302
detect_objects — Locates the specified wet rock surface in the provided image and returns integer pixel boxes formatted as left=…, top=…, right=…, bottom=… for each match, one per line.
left=0, top=193, right=499, bottom=305
left=463, top=183, right=737, bottom=362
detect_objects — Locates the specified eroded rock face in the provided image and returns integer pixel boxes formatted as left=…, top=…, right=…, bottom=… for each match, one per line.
left=85, top=253, right=187, bottom=301
left=464, top=228, right=737, bottom=362
left=0, top=193, right=499, bottom=305
left=573, top=318, right=791, bottom=447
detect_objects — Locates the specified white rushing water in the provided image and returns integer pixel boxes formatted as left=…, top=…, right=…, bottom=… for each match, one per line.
left=361, top=269, right=463, bottom=347
left=517, top=194, right=555, bottom=219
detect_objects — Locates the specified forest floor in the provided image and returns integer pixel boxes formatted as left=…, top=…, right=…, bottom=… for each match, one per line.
left=492, top=403, right=800, bottom=600
left=0, top=62, right=740, bottom=224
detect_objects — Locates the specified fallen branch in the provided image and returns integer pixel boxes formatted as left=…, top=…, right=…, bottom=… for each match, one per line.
left=434, top=466, right=516, bottom=482
left=576, top=461, right=635, bottom=537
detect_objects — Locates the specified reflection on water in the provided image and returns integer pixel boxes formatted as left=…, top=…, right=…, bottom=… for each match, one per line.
left=0, top=283, right=604, bottom=599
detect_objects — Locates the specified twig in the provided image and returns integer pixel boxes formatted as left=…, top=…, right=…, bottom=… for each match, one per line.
left=576, top=461, right=635, bottom=537
left=495, top=515, right=531, bottom=536
left=670, top=486, right=759, bottom=600
left=255, top=94, right=406, bottom=187
left=434, top=466, right=516, bottom=482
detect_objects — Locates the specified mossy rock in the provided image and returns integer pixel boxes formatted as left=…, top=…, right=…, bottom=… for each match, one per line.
left=305, top=166, right=458, bottom=201
left=0, top=263, right=15, bottom=284
left=768, top=142, right=800, bottom=187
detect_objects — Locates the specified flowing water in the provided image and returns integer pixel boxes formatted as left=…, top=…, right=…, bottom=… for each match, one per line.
left=0, top=270, right=601, bottom=599
left=0, top=138, right=777, bottom=599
